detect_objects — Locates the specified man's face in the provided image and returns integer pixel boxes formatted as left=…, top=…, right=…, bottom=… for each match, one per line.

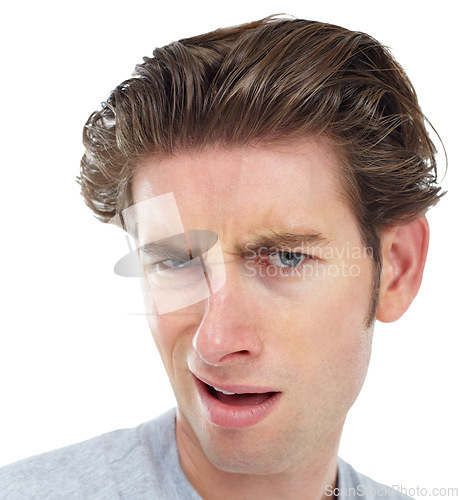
left=132, top=139, right=375, bottom=475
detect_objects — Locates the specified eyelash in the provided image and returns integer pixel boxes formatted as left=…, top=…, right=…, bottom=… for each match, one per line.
left=146, top=258, right=198, bottom=275
left=255, top=251, right=314, bottom=274
left=146, top=250, right=315, bottom=278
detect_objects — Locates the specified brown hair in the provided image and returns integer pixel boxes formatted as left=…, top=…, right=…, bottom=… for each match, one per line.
left=79, top=15, right=444, bottom=308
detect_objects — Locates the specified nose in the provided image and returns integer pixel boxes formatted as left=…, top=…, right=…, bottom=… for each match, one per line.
left=192, top=283, right=264, bottom=367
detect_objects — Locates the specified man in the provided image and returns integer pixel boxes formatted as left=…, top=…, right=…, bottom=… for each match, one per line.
left=0, top=16, right=443, bottom=499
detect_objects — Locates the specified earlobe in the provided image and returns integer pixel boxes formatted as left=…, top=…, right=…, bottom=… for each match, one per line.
left=376, top=216, right=430, bottom=323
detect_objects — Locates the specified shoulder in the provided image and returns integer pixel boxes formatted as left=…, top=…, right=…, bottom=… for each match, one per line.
left=335, top=458, right=413, bottom=500
left=0, top=408, right=192, bottom=500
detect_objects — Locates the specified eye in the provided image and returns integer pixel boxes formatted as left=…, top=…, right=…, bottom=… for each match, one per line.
left=143, top=257, right=198, bottom=275
left=161, top=259, right=192, bottom=269
left=268, top=251, right=308, bottom=268
left=151, top=258, right=203, bottom=276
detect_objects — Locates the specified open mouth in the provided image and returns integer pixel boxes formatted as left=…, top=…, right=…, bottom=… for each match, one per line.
left=207, top=384, right=278, bottom=406
left=192, top=374, right=282, bottom=428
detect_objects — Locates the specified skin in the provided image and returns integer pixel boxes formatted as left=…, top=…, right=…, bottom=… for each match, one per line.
left=131, top=138, right=428, bottom=500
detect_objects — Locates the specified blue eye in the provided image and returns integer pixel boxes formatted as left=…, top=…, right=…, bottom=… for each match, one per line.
left=146, top=258, right=198, bottom=275
left=268, top=251, right=307, bottom=268
left=161, top=259, right=192, bottom=269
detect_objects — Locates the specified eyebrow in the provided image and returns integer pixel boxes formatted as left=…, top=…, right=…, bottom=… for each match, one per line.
left=139, top=236, right=192, bottom=260
left=138, top=230, right=332, bottom=260
left=238, top=231, right=332, bottom=257
left=138, top=230, right=218, bottom=260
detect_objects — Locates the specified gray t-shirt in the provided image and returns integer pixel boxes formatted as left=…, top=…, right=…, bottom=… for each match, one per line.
left=0, top=409, right=412, bottom=499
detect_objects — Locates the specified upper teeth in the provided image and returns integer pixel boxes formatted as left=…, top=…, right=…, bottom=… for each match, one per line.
left=213, top=386, right=236, bottom=395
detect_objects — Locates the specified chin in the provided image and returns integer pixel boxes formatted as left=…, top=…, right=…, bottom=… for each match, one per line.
left=204, top=441, right=293, bottom=476
left=196, top=415, right=311, bottom=476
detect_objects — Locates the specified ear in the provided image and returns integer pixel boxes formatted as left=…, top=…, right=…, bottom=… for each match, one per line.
left=376, top=216, right=430, bottom=323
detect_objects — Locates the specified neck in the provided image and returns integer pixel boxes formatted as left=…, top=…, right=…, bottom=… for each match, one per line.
left=176, top=417, right=342, bottom=500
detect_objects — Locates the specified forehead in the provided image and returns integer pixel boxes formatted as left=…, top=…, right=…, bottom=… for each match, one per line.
left=131, top=139, right=358, bottom=245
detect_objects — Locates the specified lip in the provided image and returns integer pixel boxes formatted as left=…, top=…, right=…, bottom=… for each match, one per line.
left=192, top=373, right=282, bottom=429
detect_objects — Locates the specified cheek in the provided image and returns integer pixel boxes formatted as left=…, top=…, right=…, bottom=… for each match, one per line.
left=141, top=283, right=177, bottom=370
left=142, top=281, right=204, bottom=374
left=273, top=262, right=374, bottom=396
left=310, top=271, right=374, bottom=405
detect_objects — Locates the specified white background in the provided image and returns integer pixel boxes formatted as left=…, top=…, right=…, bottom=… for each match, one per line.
left=1, top=1, right=457, bottom=497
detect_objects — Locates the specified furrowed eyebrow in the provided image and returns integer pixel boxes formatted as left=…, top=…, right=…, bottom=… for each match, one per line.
left=139, top=238, right=192, bottom=260
left=238, top=231, right=332, bottom=257
left=138, top=230, right=219, bottom=260
left=138, top=230, right=331, bottom=259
